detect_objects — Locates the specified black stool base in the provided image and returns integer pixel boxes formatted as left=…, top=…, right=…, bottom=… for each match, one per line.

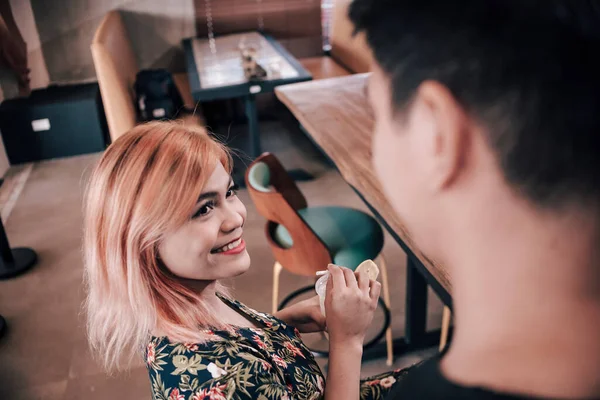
left=278, top=285, right=391, bottom=358
left=0, top=248, right=37, bottom=280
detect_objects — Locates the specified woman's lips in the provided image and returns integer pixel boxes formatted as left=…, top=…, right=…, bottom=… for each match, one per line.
left=211, top=237, right=244, bottom=254
left=213, top=239, right=246, bottom=255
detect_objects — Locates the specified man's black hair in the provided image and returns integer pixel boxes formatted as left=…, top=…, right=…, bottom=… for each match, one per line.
left=350, top=0, right=600, bottom=208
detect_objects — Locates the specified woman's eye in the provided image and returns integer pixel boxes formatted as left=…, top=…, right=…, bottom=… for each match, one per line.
left=198, top=206, right=210, bottom=215
left=193, top=202, right=214, bottom=219
left=226, top=185, right=239, bottom=198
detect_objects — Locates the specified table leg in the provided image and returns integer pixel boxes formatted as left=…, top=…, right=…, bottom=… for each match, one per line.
left=0, top=315, right=6, bottom=339
left=244, top=94, right=262, bottom=158
left=243, top=97, right=315, bottom=182
left=405, top=255, right=428, bottom=344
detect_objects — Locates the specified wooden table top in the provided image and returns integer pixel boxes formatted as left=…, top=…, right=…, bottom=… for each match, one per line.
left=275, top=73, right=452, bottom=294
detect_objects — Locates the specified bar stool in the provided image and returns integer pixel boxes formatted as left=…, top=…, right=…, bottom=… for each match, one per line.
left=245, top=153, right=394, bottom=366
left=0, top=217, right=37, bottom=281
left=0, top=208, right=38, bottom=340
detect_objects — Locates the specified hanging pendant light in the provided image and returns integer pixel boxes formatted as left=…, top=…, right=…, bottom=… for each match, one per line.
left=256, top=0, right=265, bottom=32
left=204, top=0, right=216, bottom=54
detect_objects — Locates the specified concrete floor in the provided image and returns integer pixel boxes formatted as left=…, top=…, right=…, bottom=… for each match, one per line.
left=0, top=120, right=442, bottom=399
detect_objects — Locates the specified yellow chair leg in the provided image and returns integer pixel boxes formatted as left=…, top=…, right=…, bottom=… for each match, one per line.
left=272, top=262, right=283, bottom=314
left=439, top=306, right=452, bottom=351
left=378, top=256, right=394, bottom=366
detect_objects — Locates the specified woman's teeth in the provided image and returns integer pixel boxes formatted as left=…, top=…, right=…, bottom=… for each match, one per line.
left=214, top=238, right=242, bottom=253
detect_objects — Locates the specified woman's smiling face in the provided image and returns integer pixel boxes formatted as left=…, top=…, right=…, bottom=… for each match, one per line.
left=158, top=162, right=250, bottom=281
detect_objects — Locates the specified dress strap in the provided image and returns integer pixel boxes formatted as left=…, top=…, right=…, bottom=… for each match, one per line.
left=216, top=292, right=280, bottom=329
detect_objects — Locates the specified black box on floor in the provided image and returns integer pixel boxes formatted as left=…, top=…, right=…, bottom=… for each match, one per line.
left=0, top=83, right=108, bottom=164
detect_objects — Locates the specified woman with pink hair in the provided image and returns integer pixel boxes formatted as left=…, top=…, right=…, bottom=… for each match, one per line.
left=83, top=121, right=404, bottom=399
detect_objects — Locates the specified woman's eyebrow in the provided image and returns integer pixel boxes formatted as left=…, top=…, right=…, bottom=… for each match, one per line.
left=197, top=178, right=233, bottom=202
left=197, top=191, right=218, bottom=202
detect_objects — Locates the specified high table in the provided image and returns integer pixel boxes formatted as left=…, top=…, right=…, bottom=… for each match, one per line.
left=276, top=74, right=452, bottom=359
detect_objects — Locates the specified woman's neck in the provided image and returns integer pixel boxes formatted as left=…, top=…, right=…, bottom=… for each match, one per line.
left=181, top=278, right=225, bottom=309
left=180, top=278, right=216, bottom=294
left=185, top=280, right=260, bottom=329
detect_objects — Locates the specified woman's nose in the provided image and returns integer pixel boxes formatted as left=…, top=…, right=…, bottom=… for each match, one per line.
left=221, top=203, right=244, bottom=233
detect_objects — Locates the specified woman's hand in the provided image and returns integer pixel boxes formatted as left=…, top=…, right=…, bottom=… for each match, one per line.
left=274, top=295, right=326, bottom=333
left=325, top=264, right=381, bottom=347
left=323, top=264, right=381, bottom=400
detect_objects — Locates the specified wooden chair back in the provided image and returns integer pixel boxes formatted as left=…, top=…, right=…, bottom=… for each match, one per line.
left=245, top=153, right=332, bottom=277
left=330, top=0, right=372, bottom=73
left=91, top=10, right=139, bottom=142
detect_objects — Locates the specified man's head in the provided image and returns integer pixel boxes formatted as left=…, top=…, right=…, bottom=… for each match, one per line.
left=350, top=0, right=600, bottom=260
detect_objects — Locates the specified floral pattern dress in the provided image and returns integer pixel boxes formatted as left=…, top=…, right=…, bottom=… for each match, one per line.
left=145, top=293, right=406, bottom=400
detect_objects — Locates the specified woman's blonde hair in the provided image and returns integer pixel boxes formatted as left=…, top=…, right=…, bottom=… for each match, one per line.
left=83, top=121, right=233, bottom=372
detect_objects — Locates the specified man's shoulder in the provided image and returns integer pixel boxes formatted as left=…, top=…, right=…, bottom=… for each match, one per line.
left=386, top=356, right=451, bottom=399
left=387, top=356, right=535, bottom=400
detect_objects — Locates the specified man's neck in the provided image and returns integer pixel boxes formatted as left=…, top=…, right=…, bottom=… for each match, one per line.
left=440, top=201, right=600, bottom=398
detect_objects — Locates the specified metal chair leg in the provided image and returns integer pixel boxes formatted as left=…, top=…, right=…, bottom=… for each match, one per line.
left=272, top=261, right=283, bottom=314
left=440, top=306, right=452, bottom=351
left=378, top=255, right=394, bottom=366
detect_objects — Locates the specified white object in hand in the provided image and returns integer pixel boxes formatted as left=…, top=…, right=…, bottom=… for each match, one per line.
left=315, top=272, right=330, bottom=317
left=314, top=260, right=380, bottom=317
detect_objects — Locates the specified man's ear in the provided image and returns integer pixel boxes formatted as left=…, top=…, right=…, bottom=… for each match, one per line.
left=416, top=80, right=471, bottom=190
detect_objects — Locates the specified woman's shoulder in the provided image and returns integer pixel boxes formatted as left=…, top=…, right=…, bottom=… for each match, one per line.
left=144, top=327, right=273, bottom=374
left=145, top=334, right=238, bottom=398
left=144, top=331, right=290, bottom=400
left=145, top=332, right=229, bottom=366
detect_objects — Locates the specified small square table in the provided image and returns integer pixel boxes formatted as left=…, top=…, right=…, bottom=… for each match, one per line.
left=183, top=32, right=312, bottom=158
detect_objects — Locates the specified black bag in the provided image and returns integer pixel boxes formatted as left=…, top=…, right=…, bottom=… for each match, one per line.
left=134, top=69, right=184, bottom=121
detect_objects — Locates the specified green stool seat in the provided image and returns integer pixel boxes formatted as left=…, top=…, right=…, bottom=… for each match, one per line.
left=274, top=206, right=384, bottom=270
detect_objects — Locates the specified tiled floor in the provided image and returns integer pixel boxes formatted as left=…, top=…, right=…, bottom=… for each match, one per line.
left=0, top=121, right=442, bottom=399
